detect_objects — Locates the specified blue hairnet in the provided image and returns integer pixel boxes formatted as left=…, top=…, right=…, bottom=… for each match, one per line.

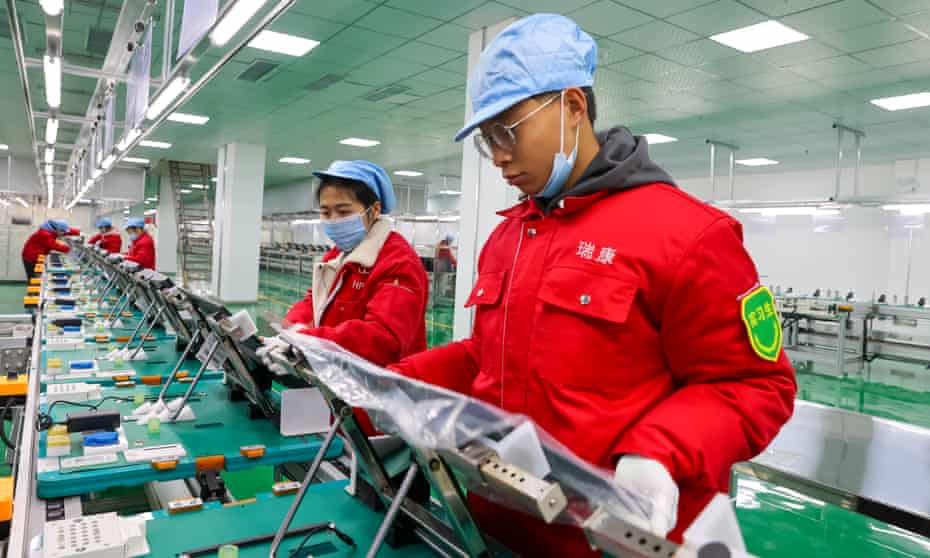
left=42, top=219, right=70, bottom=233
left=97, top=217, right=112, bottom=228
left=124, top=217, right=145, bottom=230
left=455, top=14, right=597, bottom=141
left=313, top=160, right=397, bottom=214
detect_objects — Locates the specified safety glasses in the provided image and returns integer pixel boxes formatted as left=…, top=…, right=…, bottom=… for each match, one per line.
left=473, top=94, right=559, bottom=159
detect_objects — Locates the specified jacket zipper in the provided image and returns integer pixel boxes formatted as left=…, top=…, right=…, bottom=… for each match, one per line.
left=499, top=222, right=525, bottom=407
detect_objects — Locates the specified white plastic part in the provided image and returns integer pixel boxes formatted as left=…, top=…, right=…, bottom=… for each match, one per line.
left=46, top=383, right=102, bottom=403
left=222, top=309, right=258, bottom=341
left=123, top=444, right=186, bottom=463
left=59, top=453, right=119, bottom=470
left=42, top=512, right=150, bottom=558
left=280, top=387, right=329, bottom=436
left=683, top=494, right=752, bottom=557
left=157, top=404, right=195, bottom=423
left=480, top=420, right=551, bottom=480
left=129, top=349, right=148, bottom=361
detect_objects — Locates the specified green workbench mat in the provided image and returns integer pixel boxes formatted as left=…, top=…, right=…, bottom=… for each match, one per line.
left=143, top=481, right=438, bottom=558
left=734, top=471, right=930, bottom=557
left=36, top=379, right=343, bottom=498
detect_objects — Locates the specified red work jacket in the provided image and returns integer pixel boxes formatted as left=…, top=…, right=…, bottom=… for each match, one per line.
left=286, top=230, right=429, bottom=434
left=22, top=228, right=71, bottom=262
left=88, top=231, right=122, bottom=254
left=125, top=232, right=155, bottom=270
left=392, top=184, right=796, bottom=555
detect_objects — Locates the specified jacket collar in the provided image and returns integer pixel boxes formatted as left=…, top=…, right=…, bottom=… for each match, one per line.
left=496, top=191, right=614, bottom=221
left=323, top=216, right=393, bottom=270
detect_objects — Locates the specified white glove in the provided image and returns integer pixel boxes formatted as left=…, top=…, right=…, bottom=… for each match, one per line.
left=256, top=335, right=292, bottom=376
left=614, top=456, right=679, bottom=537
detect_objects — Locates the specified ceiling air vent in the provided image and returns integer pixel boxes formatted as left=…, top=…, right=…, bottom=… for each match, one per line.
left=362, top=84, right=410, bottom=102
left=304, top=73, right=344, bottom=91
left=237, top=60, right=279, bottom=82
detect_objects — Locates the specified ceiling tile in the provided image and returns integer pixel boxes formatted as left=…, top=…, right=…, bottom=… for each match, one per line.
left=906, top=12, right=930, bottom=35
left=568, top=1, right=654, bottom=37
left=390, top=41, right=462, bottom=66
left=750, top=41, right=842, bottom=68
left=348, top=58, right=432, bottom=88
left=418, top=23, right=472, bottom=50
left=611, top=21, right=699, bottom=52
left=873, top=0, right=930, bottom=16
left=653, top=67, right=721, bottom=89
left=781, top=0, right=891, bottom=36
left=698, top=55, right=772, bottom=78
left=789, top=55, right=872, bottom=79
left=735, top=0, right=839, bottom=17
left=385, top=0, right=487, bottom=20
left=611, top=54, right=685, bottom=80
left=855, top=38, right=930, bottom=67
left=739, top=69, right=810, bottom=90
left=595, top=37, right=643, bottom=66
left=498, top=0, right=594, bottom=12
left=614, top=0, right=716, bottom=19
left=439, top=55, right=469, bottom=74
left=417, top=68, right=467, bottom=88
left=308, top=27, right=407, bottom=67
left=668, top=0, right=768, bottom=36
left=818, top=21, right=922, bottom=53
left=292, top=1, right=380, bottom=24
left=354, top=6, right=443, bottom=38
left=656, top=39, right=738, bottom=66
left=684, top=79, right=757, bottom=100
left=264, top=12, right=346, bottom=42
left=454, top=2, right=529, bottom=30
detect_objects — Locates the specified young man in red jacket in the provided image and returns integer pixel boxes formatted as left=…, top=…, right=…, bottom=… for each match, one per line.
left=88, top=217, right=122, bottom=253
left=123, top=217, right=155, bottom=270
left=389, top=14, right=796, bottom=556
left=259, top=160, right=429, bottom=435
left=21, top=219, right=79, bottom=279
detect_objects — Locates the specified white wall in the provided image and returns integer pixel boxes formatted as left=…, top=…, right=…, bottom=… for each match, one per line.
left=676, top=158, right=930, bottom=302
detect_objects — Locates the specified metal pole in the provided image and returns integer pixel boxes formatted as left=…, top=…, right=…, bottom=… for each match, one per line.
left=854, top=133, right=862, bottom=198
left=169, top=339, right=221, bottom=421
left=728, top=148, right=735, bottom=200
left=366, top=463, right=421, bottom=558
left=904, top=227, right=914, bottom=306
left=269, top=413, right=346, bottom=558
left=709, top=142, right=716, bottom=201
left=162, top=0, right=175, bottom=83
left=156, top=329, right=201, bottom=403
left=836, top=312, right=847, bottom=378
left=128, top=306, right=164, bottom=358
left=119, top=302, right=157, bottom=351
left=835, top=126, right=844, bottom=199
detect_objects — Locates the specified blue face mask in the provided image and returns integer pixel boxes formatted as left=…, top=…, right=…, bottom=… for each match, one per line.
left=129, top=232, right=140, bottom=241
left=323, top=210, right=370, bottom=253
left=535, top=91, right=580, bottom=200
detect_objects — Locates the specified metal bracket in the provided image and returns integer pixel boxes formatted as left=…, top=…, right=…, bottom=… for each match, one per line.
left=706, top=139, right=739, bottom=201
left=832, top=123, right=866, bottom=199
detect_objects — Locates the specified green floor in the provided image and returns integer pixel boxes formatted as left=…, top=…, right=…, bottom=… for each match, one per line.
left=0, top=282, right=26, bottom=314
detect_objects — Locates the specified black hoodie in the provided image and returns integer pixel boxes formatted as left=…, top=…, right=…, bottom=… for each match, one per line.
left=541, top=126, right=676, bottom=213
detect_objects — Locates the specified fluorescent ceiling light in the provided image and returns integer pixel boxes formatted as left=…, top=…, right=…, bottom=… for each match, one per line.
left=210, top=177, right=217, bottom=182
left=146, top=197, right=158, bottom=202
left=39, top=0, right=63, bottom=16
left=123, top=157, right=151, bottom=164
left=45, top=164, right=53, bottom=176
left=44, top=148, right=54, bottom=163
left=146, top=76, right=190, bottom=120
left=92, top=169, right=101, bottom=179
left=0, top=198, right=8, bottom=207
left=101, top=154, right=116, bottom=170
left=291, top=219, right=321, bottom=225
left=394, top=170, right=423, bottom=177
left=180, top=189, right=192, bottom=194
left=740, top=207, right=838, bottom=216
left=710, top=21, right=809, bottom=53
left=248, top=30, right=319, bottom=56
left=340, top=137, right=380, bottom=147
left=47, top=183, right=53, bottom=208
left=644, top=133, right=677, bottom=144
left=0, top=144, right=7, bottom=150
left=123, top=209, right=130, bottom=214
left=43, top=55, right=61, bottom=109
left=117, top=128, right=142, bottom=151
left=882, top=204, right=930, bottom=215
left=870, top=92, right=930, bottom=111
left=211, top=0, right=269, bottom=46
left=279, top=157, right=311, bottom=164
left=438, top=190, right=461, bottom=195
left=167, top=112, right=210, bottom=125
left=190, top=184, right=207, bottom=190
left=14, top=197, right=29, bottom=208
left=438, top=216, right=461, bottom=222
left=139, top=140, right=171, bottom=149
left=45, top=118, right=59, bottom=145
left=736, top=158, right=779, bottom=166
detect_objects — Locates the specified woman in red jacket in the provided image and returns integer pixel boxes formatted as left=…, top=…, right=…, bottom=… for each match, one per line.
left=21, top=219, right=78, bottom=279
left=389, top=15, right=796, bottom=556
left=259, top=160, right=429, bottom=435
left=88, top=217, right=122, bottom=253
left=124, top=217, right=155, bottom=270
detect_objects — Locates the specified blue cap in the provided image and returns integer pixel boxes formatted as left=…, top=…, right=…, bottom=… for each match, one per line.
left=42, top=219, right=70, bottom=233
left=124, top=217, right=145, bottom=229
left=455, top=14, right=597, bottom=142
left=96, top=217, right=112, bottom=228
left=313, top=160, right=397, bottom=214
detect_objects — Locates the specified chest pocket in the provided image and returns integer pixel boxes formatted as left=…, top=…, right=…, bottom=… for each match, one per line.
left=465, top=270, right=506, bottom=308
left=533, top=267, right=639, bottom=389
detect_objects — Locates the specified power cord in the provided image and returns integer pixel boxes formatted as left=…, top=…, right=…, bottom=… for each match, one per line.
left=0, top=397, right=16, bottom=450
left=36, top=396, right=132, bottom=432
left=288, top=522, right=355, bottom=558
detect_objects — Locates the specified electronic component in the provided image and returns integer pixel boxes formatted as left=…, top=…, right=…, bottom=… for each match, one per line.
left=167, top=497, right=203, bottom=515
left=123, top=444, right=186, bottom=463
left=0, top=348, right=29, bottom=378
left=47, top=383, right=103, bottom=403
left=66, top=410, right=120, bottom=433
left=272, top=481, right=301, bottom=497
left=47, top=434, right=71, bottom=457
left=197, top=471, right=226, bottom=502
left=42, top=512, right=149, bottom=558
left=83, top=431, right=118, bottom=446
left=59, top=453, right=118, bottom=470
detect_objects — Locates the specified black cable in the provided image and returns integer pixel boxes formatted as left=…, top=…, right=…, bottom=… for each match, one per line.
left=288, top=523, right=355, bottom=558
left=36, top=396, right=133, bottom=432
left=0, top=398, right=16, bottom=450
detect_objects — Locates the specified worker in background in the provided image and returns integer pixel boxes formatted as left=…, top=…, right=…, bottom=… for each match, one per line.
left=390, top=15, right=796, bottom=555
left=123, top=217, right=155, bottom=270
left=259, top=160, right=429, bottom=435
left=21, top=219, right=79, bottom=280
left=433, top=234, right=457, bottom=272
left=87, top=217, right=122, bottom=253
